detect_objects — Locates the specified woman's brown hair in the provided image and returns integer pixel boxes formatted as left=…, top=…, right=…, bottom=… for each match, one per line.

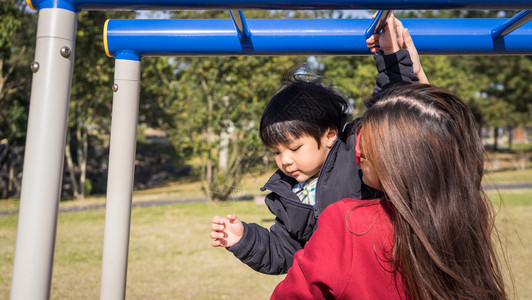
left=361, top=83, right=507, bottom=299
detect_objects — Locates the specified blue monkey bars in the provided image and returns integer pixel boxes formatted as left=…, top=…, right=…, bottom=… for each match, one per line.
left=104, top=17, right=532, bottom=57
left=12, top=1, right=532, bottom=300
left=25, top=0, right=532, bottom=10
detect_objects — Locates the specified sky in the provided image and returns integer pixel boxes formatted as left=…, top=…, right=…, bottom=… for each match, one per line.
left=136, top=10, right=373, bottom=19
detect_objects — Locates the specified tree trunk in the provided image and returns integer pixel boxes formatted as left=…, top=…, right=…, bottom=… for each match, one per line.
left=8, top=145, right=23, bottom=196
left=8, top=158, right=16, bottom=195
left=0, top=58, right=5, bottom=98
left=0, top=140, right=8, bottom=198
left=206, top=150, right=214, bottom=202
left=76, top=124, right=88, bottom=199
left=507, top=126, right=513, bottom=151
left=65, top=131, right=80, bottom=199
left=202, top=78, right=215, bottom=202
left=0, top=46, right=27, bottom=100
left=493, top=127, right=499, bottom=151
left=219, top=130, right=229, bottom=172
left=261, top=151, right=269, bottom=175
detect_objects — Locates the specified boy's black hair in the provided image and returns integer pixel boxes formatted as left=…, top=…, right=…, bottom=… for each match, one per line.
left=260, top=65, right=350, bottom=149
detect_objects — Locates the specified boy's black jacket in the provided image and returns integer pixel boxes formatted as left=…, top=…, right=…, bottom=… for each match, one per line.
left=227, top=49, right=419, bottom=275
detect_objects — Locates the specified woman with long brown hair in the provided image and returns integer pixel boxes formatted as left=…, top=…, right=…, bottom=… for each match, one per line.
left=271, top=83, right=508, bottom=299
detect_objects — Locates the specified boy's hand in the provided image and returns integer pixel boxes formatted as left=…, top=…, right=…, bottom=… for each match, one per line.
left=210, top=214, right=244, bottom=248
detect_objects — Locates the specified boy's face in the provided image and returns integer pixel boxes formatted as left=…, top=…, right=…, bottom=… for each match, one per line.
left=269, top=130, right=337, bottom=183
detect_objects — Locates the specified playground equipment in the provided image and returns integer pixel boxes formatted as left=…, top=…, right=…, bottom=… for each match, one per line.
left=11, top=0, right=532, bottom=299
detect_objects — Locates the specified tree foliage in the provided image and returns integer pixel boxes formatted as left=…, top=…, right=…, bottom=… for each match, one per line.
left=158, top=10, right=310, bottom=201
left=66, top=10, right=135, bottom=199
left=398, top=10, right=532, bottom=149
left=0, top=0, right=35, bottom=198
left=1, top=8, right=530, bottom=200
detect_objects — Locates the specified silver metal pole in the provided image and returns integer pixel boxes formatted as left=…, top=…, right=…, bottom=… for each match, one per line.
left=100, top=58, right=141, bottom=300
left=10, top=8, right=77, bottom=300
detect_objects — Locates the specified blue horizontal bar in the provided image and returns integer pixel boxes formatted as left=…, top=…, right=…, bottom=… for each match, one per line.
left=29, top=0, right=532, bottom=11
left=104, top=18, right=532, bottom=58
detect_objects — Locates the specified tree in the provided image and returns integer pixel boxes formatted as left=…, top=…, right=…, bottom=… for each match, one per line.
left=162, top=10, right=307, bottom=201
left=473, top=56, right=532, bottom=150
left=399, top=10, right=531, bottom=150
left=66, top=10, right=135, bottom=199
left=0, top=0, right=35, bottom=198
left=169, top=55, right=305, bottom=201
left=317, top=55, right=378, bottom=117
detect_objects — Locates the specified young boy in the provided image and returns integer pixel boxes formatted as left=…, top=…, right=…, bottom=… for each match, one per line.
left=210, top=16, right=425, bottom=275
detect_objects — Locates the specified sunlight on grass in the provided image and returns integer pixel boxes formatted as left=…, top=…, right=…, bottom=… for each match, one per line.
left=485, top=168, right=532, bottom=185
left=495, top=204, right=532, bottom=299
left=488, top=189, right=532, bottom=207
left=0, top=201, right=284, bottom=299
left=1, top=189, right=531, bottom=298
left=0, top=165, right=530, bottom=298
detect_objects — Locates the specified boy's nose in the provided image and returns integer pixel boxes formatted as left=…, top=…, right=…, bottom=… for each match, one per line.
left=280, top=153, right=293, bottom=166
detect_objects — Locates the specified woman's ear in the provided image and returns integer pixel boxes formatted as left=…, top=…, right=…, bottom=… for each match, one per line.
left=326, top=128, right=338, bottom=148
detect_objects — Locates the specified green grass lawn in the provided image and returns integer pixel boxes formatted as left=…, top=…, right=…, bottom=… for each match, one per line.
left=489, top=191, right=532, bottom=300
left=485, top=166, right=532, bottom=184
left=1, top=167, right=531, bottom=298
left=1, top=201, right=284, bottom=299
left=0, top=189, right=531, bottom=299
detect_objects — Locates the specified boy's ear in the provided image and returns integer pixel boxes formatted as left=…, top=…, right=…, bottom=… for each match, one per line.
left=326, top=128, right=338, bottom=148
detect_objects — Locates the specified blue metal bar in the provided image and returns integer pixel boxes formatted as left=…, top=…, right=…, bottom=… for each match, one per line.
left=104, top=18, right=532, bottom=58
left=491, top=10, right=532, bottom=39
left=364, top=10, right=391, bottom=39
left=230, top=10, right=251, bottom=40
left=28, top=0, right=532, bottom=11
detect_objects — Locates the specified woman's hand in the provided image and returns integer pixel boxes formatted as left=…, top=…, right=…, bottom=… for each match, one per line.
left=366, top=11, right=429, bottom=83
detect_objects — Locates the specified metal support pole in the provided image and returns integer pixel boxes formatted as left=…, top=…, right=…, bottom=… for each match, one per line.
left=491, top=10, right=532, bottom=39
left=100, top=56, right=141, bottom=300
left=10, top=8, right=77, bottom=300
left=229, top=10, right=251, bottom=39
